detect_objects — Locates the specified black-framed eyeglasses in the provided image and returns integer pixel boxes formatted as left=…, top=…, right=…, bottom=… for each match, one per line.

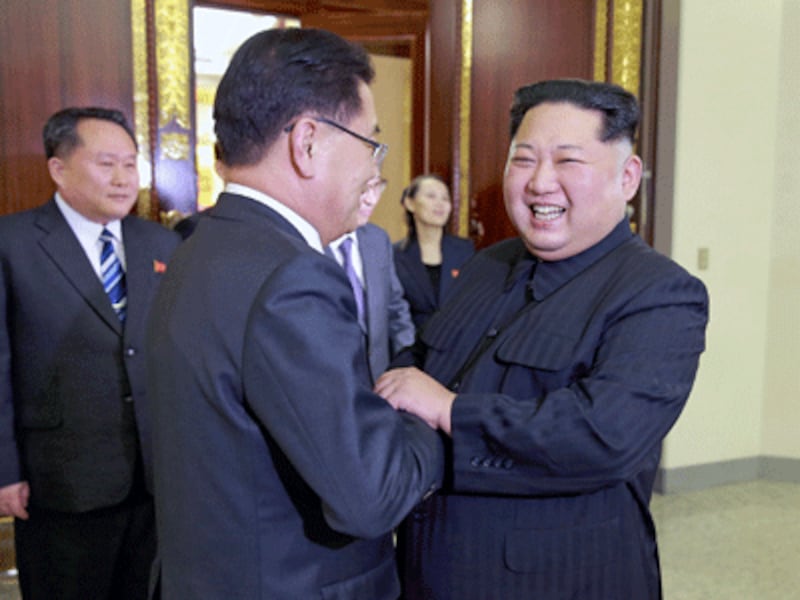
left=284, top=117, right=388, bottom=164
left=362, top=176, right=387, bottom=197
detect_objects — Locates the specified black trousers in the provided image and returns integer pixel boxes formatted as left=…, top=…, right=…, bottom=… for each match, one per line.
left=14, top=489, right=155, bottom=600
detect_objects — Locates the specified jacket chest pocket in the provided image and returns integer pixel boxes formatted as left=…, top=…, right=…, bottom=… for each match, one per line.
left=477, top=328, right=588, bottom=396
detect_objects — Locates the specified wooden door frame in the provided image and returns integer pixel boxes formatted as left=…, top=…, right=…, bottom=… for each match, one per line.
left=132, top=0, right=659, bottom=245
left=132, top=0, right=428, bottom=222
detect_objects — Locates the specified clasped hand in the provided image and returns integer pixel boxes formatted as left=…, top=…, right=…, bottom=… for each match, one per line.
left=375, top=367, right=455, bottom=435
left=0, top=481, right=30, bottom=519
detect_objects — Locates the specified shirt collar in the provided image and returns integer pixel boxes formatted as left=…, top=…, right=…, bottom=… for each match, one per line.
left=530, top=218, right=634, bottom=301
left=330, top=230, right=358, bottom=251
left=224, top=182, right=324, bottom=253
left=54, top=192, right=122, bottom=241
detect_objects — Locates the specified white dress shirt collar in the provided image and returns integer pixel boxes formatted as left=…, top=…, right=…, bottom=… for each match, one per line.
left=54, top=192, right=125, bottom=277
left=225, top=183, right=324, bottom=253
left=329, top=230, right=364, bottom=285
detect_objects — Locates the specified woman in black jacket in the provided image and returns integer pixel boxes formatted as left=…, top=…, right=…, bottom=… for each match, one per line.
left=393, top=174, right=475, bottom=329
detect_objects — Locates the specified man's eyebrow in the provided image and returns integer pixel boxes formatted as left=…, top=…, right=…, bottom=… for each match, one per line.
left=510, top=142, right=584, bottom=151
left=94, top=151, right=138, bottom=161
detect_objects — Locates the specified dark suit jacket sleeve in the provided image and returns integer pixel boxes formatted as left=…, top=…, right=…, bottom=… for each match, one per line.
left=0, top=260, right=20, bottom=486
left=241, top=252, right=443, bottom=538
left=445, top=261, right=709, bottom=497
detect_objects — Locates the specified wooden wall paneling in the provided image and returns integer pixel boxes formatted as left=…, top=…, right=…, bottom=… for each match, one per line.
left=426, top=0, right=482, bottom=239
left=0, top=2, right=59, bottom=216
left=0, top=0, right=135, bottom=217
left=635, top=0, right=660, bottom=245
left=427, top=0, right=459, bottom=187
left=198, top=0, right=427, bottom=14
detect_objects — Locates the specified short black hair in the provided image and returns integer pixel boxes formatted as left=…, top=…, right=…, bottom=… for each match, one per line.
left=213, top=28, right=374, bottom=167
left=509, top=79, right=639, bottom=144
left=43, top=107, right=137, bottom=159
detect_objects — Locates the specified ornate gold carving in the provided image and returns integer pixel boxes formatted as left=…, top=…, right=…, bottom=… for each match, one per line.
left=160, top=132, right=191, bottom=161
left=155, top=0, right=191, bottom=130
left=594, top=0, right=608, bottom=81
left=195, top=85, right=216, bottom=107
left=131, top=0, right=151, bottom=217
left=457, top=0, right=473, bottom=238
left=610, top=0, right=643, bottom=96
left=195, top=79, right=219, bottom=209
left=159, top=209, right=190, bottom=228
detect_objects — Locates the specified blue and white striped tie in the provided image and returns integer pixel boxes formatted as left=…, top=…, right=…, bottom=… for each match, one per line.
left=99, top=228, right=127, bottom=322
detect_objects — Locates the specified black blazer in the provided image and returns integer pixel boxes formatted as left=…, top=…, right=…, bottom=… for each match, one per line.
left=393, top=233, right=474, bottom=329
left=147, top=193, right=443, bottom=599
left=398, top=229, right=709, bottom=599
left=0, top=199, right=180, bottom=512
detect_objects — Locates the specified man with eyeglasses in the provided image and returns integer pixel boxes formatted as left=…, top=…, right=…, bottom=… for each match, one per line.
left=328, top=176, right=415, bottom=384
left=146, top=28, right=443, bottom=599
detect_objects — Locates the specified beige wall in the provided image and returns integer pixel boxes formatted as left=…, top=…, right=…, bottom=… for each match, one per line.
left=369, top=54, right=412, bottom=243
left=660, top=0, right=800, bottom=468
left=763, top=0, right=800, bottom=458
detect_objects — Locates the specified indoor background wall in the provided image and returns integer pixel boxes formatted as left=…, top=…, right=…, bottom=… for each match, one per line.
left=762, top=0, right=800, bottom=461
left=369, top=54, right=411, bottom=243
left=0, top=0, right=134, bottom=216
left=658, top=0, right=800, bottom=484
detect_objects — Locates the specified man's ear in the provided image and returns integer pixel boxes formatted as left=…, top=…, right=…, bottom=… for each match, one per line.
left=621, top=153, right=643, bottom=201
left=287, top=117, right=318, bottom=178
left=47, top=157, right=65, bottom=186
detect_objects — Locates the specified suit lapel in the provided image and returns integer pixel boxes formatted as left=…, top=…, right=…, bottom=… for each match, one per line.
left=357, top=227, right=379, bottom=337
left=403, top=239, right=438, bottom=309
left=35, top=201, right=122, bottom=334
left=439, top=236, right=459, bottom=301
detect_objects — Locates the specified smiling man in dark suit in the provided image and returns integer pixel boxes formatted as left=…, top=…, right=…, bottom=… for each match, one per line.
left=377, top=79, right=710, bottom=599
left=146, top=28, right=443, bottom=600
left=0, top=107, right=180, bottom=599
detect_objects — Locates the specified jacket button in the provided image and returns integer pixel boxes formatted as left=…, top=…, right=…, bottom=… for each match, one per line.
left=126, top=347, right=136, bottom=357
left=123, top=395, right=133, bottom=403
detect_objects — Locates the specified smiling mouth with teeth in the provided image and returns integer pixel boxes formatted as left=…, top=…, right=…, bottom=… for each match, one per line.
left=532, top=205, right=565, bottom=220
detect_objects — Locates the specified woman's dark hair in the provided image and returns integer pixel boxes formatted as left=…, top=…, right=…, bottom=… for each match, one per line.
left=399, top=173, right=449, bottom=241
left=43, top=107, right=136, bottom=159
left=214, top=28, right=374, bottom=167
left=509, top=79, right=639, bottom=144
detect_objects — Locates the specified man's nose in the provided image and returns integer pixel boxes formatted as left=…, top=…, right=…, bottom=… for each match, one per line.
left=527, top=160, right=558, bottom=195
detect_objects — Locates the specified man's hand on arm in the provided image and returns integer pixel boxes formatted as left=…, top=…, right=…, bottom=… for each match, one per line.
left=0, top=481, right=30, bottom=519
left=375, top=367, right=456, bottom=435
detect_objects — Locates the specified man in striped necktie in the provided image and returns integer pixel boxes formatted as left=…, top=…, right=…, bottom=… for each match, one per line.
left=0, top=107, right=180, bottom=600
